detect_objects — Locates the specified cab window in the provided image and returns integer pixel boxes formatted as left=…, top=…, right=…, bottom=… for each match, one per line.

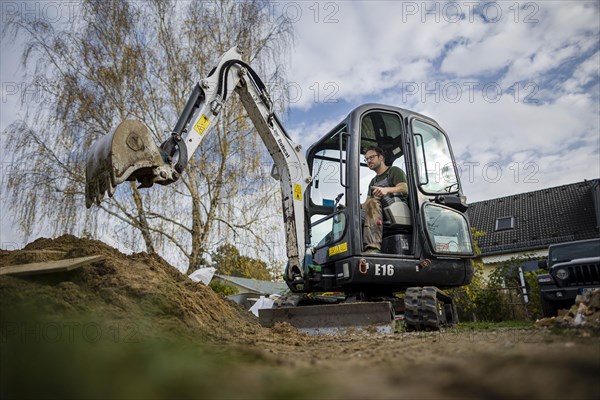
left=359, top=111, right=405, bottom=203
left=412, top=120, right=459, bottom=194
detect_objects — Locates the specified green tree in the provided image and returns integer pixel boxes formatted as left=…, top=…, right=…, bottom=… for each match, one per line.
left=474, top=256, right=541, bottom=321
left=447, top=228, right=487, bottom=321
left=448, top=228, right=543, bottom=322
left=472, top=263, right=513, bottom=322
left=524, top=269, right=543, bottom=319
left=208, top=281, right=239, bottom=296
left=212, top=243, right=272, bottom=280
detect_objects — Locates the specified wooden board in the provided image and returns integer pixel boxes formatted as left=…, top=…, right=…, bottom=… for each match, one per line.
left=0, top=255, right=105, bottom=276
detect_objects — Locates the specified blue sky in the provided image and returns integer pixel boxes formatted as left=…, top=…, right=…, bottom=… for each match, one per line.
left=1, top=0, right=599, bottom=250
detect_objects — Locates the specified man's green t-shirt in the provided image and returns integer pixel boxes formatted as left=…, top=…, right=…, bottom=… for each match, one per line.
left=368, top=166, right=406, bottom=197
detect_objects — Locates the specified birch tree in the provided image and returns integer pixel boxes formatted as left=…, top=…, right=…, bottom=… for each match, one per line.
left=2, top=0, right=293, bottom=273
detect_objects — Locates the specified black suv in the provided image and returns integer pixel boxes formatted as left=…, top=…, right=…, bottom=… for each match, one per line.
left=537, top=238, right=600, bottom=317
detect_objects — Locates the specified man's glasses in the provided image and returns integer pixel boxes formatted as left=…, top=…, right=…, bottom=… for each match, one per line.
left=364, top=155, right=379, bottom=162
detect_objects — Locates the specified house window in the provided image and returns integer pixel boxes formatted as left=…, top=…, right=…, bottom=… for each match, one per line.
left=495, top=216, right=515, bottom=231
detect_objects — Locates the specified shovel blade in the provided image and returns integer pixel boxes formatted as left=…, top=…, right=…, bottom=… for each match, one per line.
left=259, top=301, right=395, bottom=335
left=85, top=120, right=168, bottom=208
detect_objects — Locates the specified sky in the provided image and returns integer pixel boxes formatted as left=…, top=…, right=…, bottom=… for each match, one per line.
left=1, top=0, right=599, bottom=252
left=277, top=0, right=599, bottom=203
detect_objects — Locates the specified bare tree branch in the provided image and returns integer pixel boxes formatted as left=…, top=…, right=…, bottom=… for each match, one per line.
left=4, top=0, right=293, bottom=273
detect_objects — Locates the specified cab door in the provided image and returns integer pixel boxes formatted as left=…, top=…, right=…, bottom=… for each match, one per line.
left=307, top=124, right=352, bottom=264
left=409, top=118, right=475, bottom=258
left=359, top=110, right=414, bottom=255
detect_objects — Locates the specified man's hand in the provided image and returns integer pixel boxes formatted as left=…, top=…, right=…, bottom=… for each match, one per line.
left=370, top=186, right=389, bottom=199
left=371, top=183, right=408, bottom=199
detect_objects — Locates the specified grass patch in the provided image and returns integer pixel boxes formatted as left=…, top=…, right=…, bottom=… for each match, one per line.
left=456, top=320, right=535, bottom=330
left=397, top=320, right=535, bottom=334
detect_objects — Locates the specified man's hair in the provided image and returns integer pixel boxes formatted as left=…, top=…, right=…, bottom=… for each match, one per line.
left=365, top=146, right=384, bottom=157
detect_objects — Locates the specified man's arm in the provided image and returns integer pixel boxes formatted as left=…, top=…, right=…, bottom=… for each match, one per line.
left=371, top=182, right=407, bottom=198
left=371, top=166, right=408, bottom=198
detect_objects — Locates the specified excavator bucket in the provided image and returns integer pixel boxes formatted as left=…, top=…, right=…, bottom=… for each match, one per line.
left=85, top=120, right=170, bottom=208
left=258, top=302, right=396, bottom=334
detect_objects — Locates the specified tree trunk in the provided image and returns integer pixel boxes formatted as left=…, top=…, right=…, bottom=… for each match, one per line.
left=185, top=130, right=228, bottom=275
left=187, top=175, right=205, bottom=275
left=130, top=183, right=156, bottom=254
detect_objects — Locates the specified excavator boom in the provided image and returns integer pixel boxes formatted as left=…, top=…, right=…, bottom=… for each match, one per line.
left=85, top=47, right=310, bottom=284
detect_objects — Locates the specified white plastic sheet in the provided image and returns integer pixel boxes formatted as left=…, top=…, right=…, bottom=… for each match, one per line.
left=188, top=267, right=216, bottom=285
left=249, top=296, right=275, bottom=317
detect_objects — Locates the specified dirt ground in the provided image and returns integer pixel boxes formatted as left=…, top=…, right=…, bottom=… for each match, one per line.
left=1, top=235, right=599, bottom=399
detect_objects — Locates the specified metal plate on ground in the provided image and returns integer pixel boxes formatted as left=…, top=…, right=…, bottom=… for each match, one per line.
left=0, top=255, right=104, bottom=276
left=258, top=301, right=395, bottom=335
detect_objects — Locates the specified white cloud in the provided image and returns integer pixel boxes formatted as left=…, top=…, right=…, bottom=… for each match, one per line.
left=562, top=51, right=600, bottom=93
left=287, top=1, right=486, bottom=109
left=283, top=1, right=599, bottom=203
left=442, top=2, right=599, bottom=83
left=414, top=88, right=599, bottom=202
left=287, top=1, right=599, bottom=114
left=461, top=143, right=599, bottom=202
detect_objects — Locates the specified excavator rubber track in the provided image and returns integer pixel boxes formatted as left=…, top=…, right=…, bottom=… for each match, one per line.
left=404, top=287, right=458, bottom=331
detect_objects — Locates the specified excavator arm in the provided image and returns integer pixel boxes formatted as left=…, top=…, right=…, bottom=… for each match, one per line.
left=85, top=47, right=311, bottom=282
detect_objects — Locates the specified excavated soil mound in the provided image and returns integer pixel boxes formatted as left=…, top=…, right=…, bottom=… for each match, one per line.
left=0, top=235, right=284, bottom=343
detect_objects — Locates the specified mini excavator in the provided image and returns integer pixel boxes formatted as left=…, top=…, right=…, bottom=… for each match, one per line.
left=86, top=47, right=474, bottom=332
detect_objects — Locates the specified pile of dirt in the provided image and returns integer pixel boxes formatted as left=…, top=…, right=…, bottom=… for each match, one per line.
left=536, top=289, right=600, bottom=332
left=0, top=234, right=293, bottom=343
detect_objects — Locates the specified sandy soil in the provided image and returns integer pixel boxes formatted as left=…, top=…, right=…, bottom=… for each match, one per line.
left=251, top=327, right=599, bottom=400
left=1, top=235, right=598, bottom=399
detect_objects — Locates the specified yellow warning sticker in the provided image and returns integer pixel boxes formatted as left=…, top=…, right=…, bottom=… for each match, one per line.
left=194, top=115, right=211, bottom=136
left=294, top=184, right=302, bottom=201
left=329, top=242, right=348, bottom=256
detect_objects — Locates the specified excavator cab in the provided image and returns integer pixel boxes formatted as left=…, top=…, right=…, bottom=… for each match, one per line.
left=293, top=104, right=474, bottom=298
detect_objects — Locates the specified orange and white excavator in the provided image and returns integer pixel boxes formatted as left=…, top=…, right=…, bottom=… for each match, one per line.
left=86, top=47, right=474, bottom=332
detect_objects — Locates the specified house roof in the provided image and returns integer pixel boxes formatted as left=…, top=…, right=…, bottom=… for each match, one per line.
left=467, top=179, right=600, bottom=256
left=214, top=274, right=289, bottom=295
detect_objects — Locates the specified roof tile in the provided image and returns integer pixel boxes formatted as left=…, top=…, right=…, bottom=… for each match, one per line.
left=467, top=179, right=600, bottom=255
